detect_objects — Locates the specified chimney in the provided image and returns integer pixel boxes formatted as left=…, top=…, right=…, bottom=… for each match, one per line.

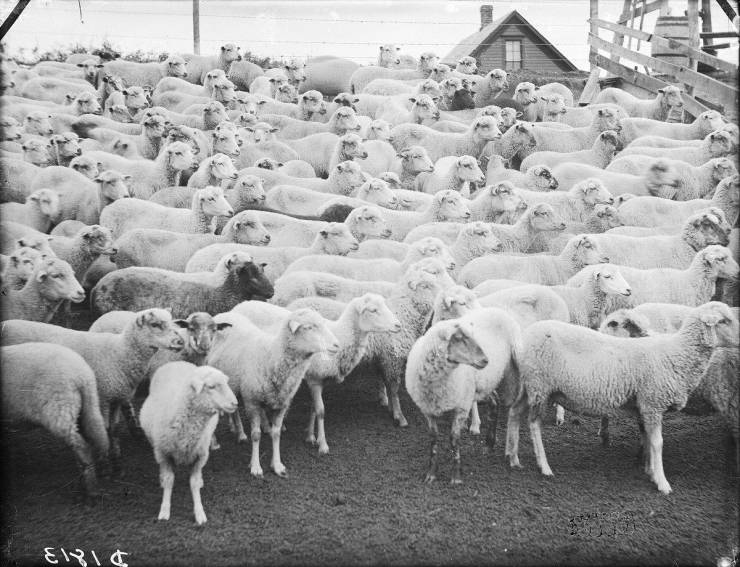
left=480, top=4, right=493, bottom=30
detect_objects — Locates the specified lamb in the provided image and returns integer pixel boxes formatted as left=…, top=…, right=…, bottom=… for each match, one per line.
left=541, top=94, right=626, bottom=127
left=266, top=179, right=397, bottom=217
left=568, top=246, right=738, bottom=312
left=460, top=234, right=609, bottom=288
left=139, top=362, right=237, bottom=525
left=186, top=153, right=238, bottom=188
left=388, top=115, right=501, bottom=163
left=0, top=189, right=61, bottom=232
left=46, top=224, right=115, bottom=281
left=519, top=130, right=621, bottom=172
left=207, top=309, right=339, bottom=477
left=91, top=251, right=274, bottom=317
left=511, top=81, right=574, bottom=121
left=84, top=141, right=196, bottom=199
left=235, top=294, right=401, bottom=455
left=530, top=203, right=624, bottom=254
left=505, top=301, right=737, bottom=493
left=99, top=185, right=234, bottom=239
left=86, top=114, right=166, bottom=160
left=476, top=202, right=568, bottom=253
left=405, top=318, right=489, bottom=483
left=46, top=132, right=83, bottom=166
left=573, top=209, right=730, bottom=270
left=103, top=55, right=188, bottom=88
left=413, top=155, right=485, bottom=197
left=593, top=85, right=684, bottom=121
left=20, top=75, right=96, bottom=105
left=184, top=223, right=359, bottom=282
left=232, top=161, right=365, bottom=195
left=1, top=308, right=185, bottom=472
left=375, top=93, right=441, bottom=127
left=618, top=130, right=735, bottom=166
left=264, top=107, right=363, bottom=140
left=112, top=211, right=270, bottom=272
left=254, top=158, right=316, bottom=178
left=472, top=69, right=509, bottom=107
left=618, top=109, right=725, bottom=144
left=283, top=236, right=456, bottom=282
left=602, top=303, right=698, bottom=335
left=1, top=343, right=109, bottom=499
left=391, top=145, right=435, bottom=190
left=607, top=157, right=737, bottom=200
left=617, top=174, right=740, bottom=228
left=180, top=44, right=240, bottom=85
left=1, top=256, right=85, bottom=322
left=17, top=137, right=53, bottom=166
left=551, top=160, right=683, bottom=198
left=151, top=69, right=226, bottom=100
left=273, top=132, right=350, bottom=178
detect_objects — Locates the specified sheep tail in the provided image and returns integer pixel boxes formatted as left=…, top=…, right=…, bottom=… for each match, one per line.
left=77, top=376, right=110, bottom=457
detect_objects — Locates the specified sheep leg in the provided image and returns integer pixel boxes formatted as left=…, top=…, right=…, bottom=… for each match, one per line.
left=309, top=382, right=329, bottom=455
left=505, top=402, right=525, bottom=469
left=248, top=411, right=264, bottom=478
left=109, top=404, right=124, bottom=477
left=598, top=416, right=610, bottom=447
left=450, top=410, right=467, bottom=485
left=486, top=399, right=499, bottom=449
left=387, top=380, right=408, bottom=428
left=642, top=415, right=671, bottom=494
left=269, top=407, right=290, bottom=478
left=529, top=414, right=554, bottom=476
left=554, top=404, right=565, bottom=426
left=469, top=402, right=481, bottom=435
left=378, top=383, right=389, bottom=407
left=230, top=410, right=248, bottom=443
left=189, top=456, right=208, bottom=525
left=65, top=428, right=99, bottom=500
left=424, top=415, right=440, bottom=483
left=636, top=416, right=648, bottom=470
left=209, top=434, right=221, bottom=451
left=156, top=452, right=175, bottom=521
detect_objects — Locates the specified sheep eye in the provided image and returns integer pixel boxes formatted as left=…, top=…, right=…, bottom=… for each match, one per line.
left=51, top=273, right=63, bottom=279
left=603, top=274, right=611, bottom=279
left=607, top=320, right=618, bottom=327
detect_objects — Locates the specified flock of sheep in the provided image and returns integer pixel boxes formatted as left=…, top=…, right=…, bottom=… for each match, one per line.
left=0, top=41, right=738, bottom=526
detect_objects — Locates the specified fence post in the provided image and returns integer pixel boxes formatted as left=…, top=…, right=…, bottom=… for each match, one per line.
left=686, top=0, right=700, bottom=95
left=579, top=0, right=601, bottom=105
left=192, top=0, right=200, bottom=55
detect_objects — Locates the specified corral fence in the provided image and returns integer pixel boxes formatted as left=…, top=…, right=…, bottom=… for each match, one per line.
left=579, top=0, right=738, bottom=121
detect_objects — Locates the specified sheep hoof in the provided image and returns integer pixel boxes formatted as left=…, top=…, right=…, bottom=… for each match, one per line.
left=194, top=512, right=208, bottom=525
left=657, top=483, right=672, bottom=495
left=394, top=416, right=409, bottom=428
left=317, top=444, right=329, bottom=455
left=600, top=434, right=610, bottom=447
left=157, top=512, right=170, bottom=521
left=306, top=435, right=317, bottom=445
left=250, top=468, right=264, bottom=478
left=469, top=426, right=481, bottom=435
left=237, top=434, right=248, bottom=444
left=423, top=473, right=436, bottom=484
left=541, top=467, right=554, bottom=477
left=273, top=467, right=289, bottom=479
left=450, top=477, right=462, bottom=486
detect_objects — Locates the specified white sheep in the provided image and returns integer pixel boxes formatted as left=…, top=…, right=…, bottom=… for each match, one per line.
left=413, top=155, right=485, bottom=197
left=1, top=308, right=185, bottom=472
left=0, top=245, right=46, bottom=291
left=233, top=293, right=401, bottom=455
left=1, top=343, right=109, bottom=499
left=207, top=309, right=339, bottom=477
left=234, top=160, right=366, bottom=194
left=607, top=157, right=737, bottom=200
left=91, top=251, right=274, bottom=318
left=350, top=52, right=439, bottom=94
left=617, top=174, right=739, bottom=228
left=84, top=141, right=196, bottom=199
left=283, top=236, right=456, bottom=282
left=519, top=130, right=621, bottom=172
left=618, top=109, right=725, bottom=144
left=271, top=270, right=396, bottom=306
left=0, top=189, right=61, bottom=232
left=618, top=130, right=735, bottom=166
left=48, top=224, right=115, bottom=281
left=505, top=301, right=737, bottom=494
left=529, top=203, right=624, bottom=254
left=99, top=185, right=234, bottom=239
left=112, top=211, right=270, bottom=272
left=405, top=318, right=489, bottom=483
left=265, top=180, right=397, bottom=217
left=184, top=223, right=359, bottom=282
left=575, top=208, right=730, bottom=269
left=551, top=159, right=683, bottom=197
left=140, top=362, right=237, bottom=524
left=388, top=115, right=501, bottom=163
left=472, top=69, right=509, bottom=107
left=593, top=85, right=684, bottom=121
left=461, top=233, right=609, bottom=288
left=103, top=55, right=188, bottom=87
left=1, top=256, right=84, bottom=322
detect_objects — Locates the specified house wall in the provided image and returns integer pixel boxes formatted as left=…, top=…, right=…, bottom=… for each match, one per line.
left=474, top=23, right=571, bottom=74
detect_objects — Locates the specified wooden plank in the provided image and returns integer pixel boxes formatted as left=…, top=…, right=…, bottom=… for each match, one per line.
left=700, top=31, right=740, bottom=37
left=715, top=0, right=739, bottom=31
left=613, top=0, right=633, bottom=65
left=687, top=0, right=700, bottom=94
left=702, top=0, right=717, bottom=56
left=703, top=42, right=732, bottom=49
left=592, top=17, right=738, bottom=74
left=589, top=52, right=712, bottom=117
left=617, top=0, right=662, bottom=23
left=580, top=0, right=601, bottom=106
left=589, top=33, right=737, bottom=109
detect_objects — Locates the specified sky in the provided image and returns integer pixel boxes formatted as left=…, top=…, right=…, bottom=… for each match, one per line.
left=1, top=0, right=738, bottom=69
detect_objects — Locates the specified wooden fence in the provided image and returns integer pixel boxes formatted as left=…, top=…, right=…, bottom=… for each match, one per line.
left=580, top=0, right=738, bottom=119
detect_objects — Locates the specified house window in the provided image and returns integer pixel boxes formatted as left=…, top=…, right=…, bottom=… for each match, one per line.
left=505, top=40, right=522, bottom=70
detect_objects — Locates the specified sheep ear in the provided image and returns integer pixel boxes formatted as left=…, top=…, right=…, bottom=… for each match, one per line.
left=515, top=111, right=523, bottom=118
left=173, top=319, right=189, bottom=328
left=407, top=279, right=419, bottom=291
left=65, top=93, right=74, bottom=102
left=288, top=319, right=302, bottom=334
left=408, top=97, right=417, bottom=104
left=191, top=378, right=206, bottom=394
left=319, top=229, right=329, bottom=237
left=216, top=322, right=232, bottom=331
left=657, top=88, right=665, bottom=94
left=35, top=268, right=49, bottom=282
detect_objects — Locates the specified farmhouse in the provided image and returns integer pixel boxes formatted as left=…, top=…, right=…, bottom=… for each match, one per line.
left=442, top=5, right=580, bottom=74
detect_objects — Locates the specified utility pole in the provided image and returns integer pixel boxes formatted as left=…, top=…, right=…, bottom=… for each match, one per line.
left=0, top=0, right=32, bottom=41
left=192, top=0, right=200, bottom=55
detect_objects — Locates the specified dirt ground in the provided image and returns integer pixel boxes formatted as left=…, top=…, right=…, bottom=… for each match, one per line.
left=2, top=320, right=738, bottom=567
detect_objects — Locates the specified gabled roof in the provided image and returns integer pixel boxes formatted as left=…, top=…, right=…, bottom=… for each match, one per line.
left=442, top=9, right=579, bottom=72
